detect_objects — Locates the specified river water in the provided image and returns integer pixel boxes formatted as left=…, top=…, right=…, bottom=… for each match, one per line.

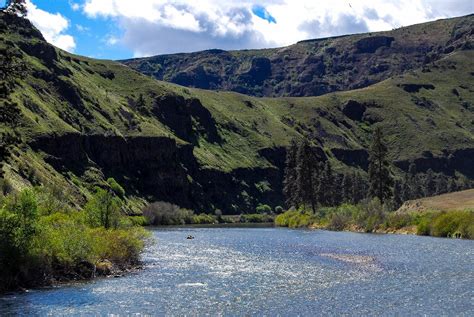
left=1, top=227, right=473, bottom=316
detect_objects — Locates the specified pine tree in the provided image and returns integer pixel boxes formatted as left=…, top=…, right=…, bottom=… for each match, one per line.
left=319, top=161, right=335, bottom=206
left=392, top=179, right=403, bottom=209
left=435, top=175, right=448, bottom=195
left=447, top=178, right=458, bottom=193
left=283, top=139, right=299, bottom=209
left=295, top=139, right=320, bottom=213
left=368, top=127, right=393, bottom=203
left=341, top=173, right=352, bottom=203
left=423, top=169, right=436, bottom=197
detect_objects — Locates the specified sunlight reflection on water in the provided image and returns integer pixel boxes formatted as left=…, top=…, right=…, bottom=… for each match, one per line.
left=0, top=228, right=473, bottom=316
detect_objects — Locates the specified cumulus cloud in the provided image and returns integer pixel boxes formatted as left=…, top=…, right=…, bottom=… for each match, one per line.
left=26, top=0, right=76, bottom=52
left=80, top=0, right=473, bottom=57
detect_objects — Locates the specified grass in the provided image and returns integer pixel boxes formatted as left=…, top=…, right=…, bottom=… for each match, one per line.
left=275, top=200, right=474, bottom=239
left=1, top=12, right=474, bottom=213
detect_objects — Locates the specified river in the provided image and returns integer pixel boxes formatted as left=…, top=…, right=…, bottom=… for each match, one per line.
left=1, top=227, right=473, bottom=316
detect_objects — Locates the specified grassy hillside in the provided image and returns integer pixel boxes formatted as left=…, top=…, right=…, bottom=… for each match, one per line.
left=123, top=15, right=474, bottom=97
left=398, top=189, right=474, bottom=213
left=0, top=12, right=473, bottom=214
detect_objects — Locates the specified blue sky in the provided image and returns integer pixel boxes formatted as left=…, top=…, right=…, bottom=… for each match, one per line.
left=22, top=0, right=474, bottom=60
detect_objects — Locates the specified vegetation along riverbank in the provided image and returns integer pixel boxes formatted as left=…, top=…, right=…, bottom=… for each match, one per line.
left=0, top=184, right=150, bottom=293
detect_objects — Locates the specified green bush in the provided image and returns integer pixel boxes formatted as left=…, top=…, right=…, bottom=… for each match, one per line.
left=192, top=213, right=217, bottom=224
left=142, top=201, right=194, bottom=225
left=107, top=178, right=125, bottom=198
left=275, top=210, right=317, bottom=228
left=430, top=210, right=474, bottom=238
left=0, top=188, right=149, bottom=292
left=274, top=206, right=284, bottom=214
left=85, top=187, right=122, bottom=229
left=256, top=204, right=272, bottom=214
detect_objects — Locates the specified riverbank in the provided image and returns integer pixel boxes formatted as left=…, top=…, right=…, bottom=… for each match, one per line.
left=0, top=188, right=150, bottom=293
left=276, top=203, right=474, bottom=239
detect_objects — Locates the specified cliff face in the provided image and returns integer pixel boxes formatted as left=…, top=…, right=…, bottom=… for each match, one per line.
left=123, top=15, right=474, bottom=97
left=1, top=12, right=474, bottom=214
left=29, top=134, right=283, bottom=213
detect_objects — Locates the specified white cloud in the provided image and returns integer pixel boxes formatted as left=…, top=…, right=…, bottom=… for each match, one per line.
left=26, top=0, right=76, bottom=52
left=80, top=0, right=473, bottom=57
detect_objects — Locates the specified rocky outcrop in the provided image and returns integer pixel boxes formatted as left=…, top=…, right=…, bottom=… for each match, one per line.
left=355, top=36, right=395, bottom=53
left=394, top=149, right=474, bottom=178
left=331, top=148, right=369, bottom=170
left=30, top=134, right=284, bottom=213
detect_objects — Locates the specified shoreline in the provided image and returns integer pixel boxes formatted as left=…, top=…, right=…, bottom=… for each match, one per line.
left=0, top=261, right=143, bottom=295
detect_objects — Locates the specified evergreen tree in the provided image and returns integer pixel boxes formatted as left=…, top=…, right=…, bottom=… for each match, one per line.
left=351, top=172, right=366, bottom=204
left=392, top=179, right=403, bottom=209
left=400, top=173, right=412, bottom=202
left=341, top=173, right=352, bottom=203
left=447, top=178, right=458, bottom=193
left=295, top=139, right=320, bottom=213
left=368, top=127, right=393, bottom=203
left=435, top=175, right=448, bottom=195
left=319, top=161, right=335, bottom=206
left=423, top=169, right=436, bottom=197
left=283, top=139, right=299, bottom=208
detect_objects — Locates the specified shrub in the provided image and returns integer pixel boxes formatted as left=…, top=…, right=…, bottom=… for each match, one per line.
left=274, top=206, right=284, bottom=214
left=85, top=187, right=122, bottom=229
left=275, top=210, right=317, bottom=228
left=192, top=213, right=217, bottom=224
left=430, top=210, right=474, bottom=238
left=107, top=178, right=125, bottom=198
left=142, top=201, right=194, bottom=225
left=256, top=204, right=272, bottom=214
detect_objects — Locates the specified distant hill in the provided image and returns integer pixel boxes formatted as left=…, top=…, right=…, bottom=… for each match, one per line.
left=398, top=189, right=474, bottom=213
left=123, top=15, right=474, bottom=97
left=0, top=12, right=473, bottom=214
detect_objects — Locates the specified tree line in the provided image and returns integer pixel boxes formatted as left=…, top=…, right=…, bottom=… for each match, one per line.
left=283, top=126, right=472, bottom=212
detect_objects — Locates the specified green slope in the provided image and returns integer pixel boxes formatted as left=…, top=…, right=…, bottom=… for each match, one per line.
left=1, top=12, right=473, bottom=214
left=123, top=14, right=474, bottom=97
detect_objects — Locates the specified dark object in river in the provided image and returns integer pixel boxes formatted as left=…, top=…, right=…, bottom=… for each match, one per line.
left=187, top=235, right=195, bottom=240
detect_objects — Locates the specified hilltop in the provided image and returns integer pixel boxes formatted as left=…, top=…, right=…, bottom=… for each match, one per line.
left=0, top=12, right=473, bottom=214
left=123, top=15, right=474, bottom=97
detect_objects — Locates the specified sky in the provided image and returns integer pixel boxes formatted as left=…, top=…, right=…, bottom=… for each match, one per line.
left=17, top=0, right=474, bottom=60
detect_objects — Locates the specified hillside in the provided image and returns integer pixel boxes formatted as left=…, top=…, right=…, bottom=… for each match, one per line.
left=398, top=189, right=474, bottom=213
left=123, top=15, right=474, bottom=97
left=0, top=12, right=473, bottom=214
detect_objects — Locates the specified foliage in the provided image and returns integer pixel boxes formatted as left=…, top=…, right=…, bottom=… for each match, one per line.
left=368, top=127, right=393, bottom=204
left=274, top=206, right=284, bottom=214
left=275, top=209, right=318, bottom=228
left=107, top=178, right=125, bottom=198
left=142, top=201, right=194, bottom=225
left=85, top=187, right=122, bottom=229
left=255, top=204, right=272, bottom=214
left=0, top=188, right=149, bottom=292
left=192, top=213, right=217, bottom=224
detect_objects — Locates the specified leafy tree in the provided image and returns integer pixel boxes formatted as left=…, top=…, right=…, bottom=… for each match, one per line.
left=283, top=139, right=299, bottom=208
left=295, top=139, right=320, bottom=213
left=435, top=175, right=448, bottom=195
left=368, top=127, right=393, bottom=203
left=85, top=187, right=122, bottom=229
